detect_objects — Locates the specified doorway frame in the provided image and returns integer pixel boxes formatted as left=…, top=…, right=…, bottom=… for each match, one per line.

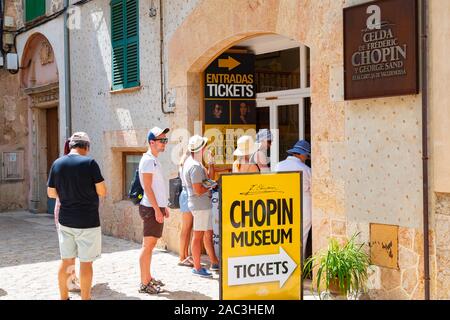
left=255, top=44, right=311, bottom=168
left=24, top=82, right=59, bottom=213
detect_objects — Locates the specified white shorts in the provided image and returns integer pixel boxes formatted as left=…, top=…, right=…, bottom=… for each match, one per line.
left=58, top=224, right=102, bottom=262
left=192, top=209, right=213, bottom=231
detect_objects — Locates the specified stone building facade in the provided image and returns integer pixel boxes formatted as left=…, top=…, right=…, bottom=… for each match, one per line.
left=1, top=0, right=450, bottom=300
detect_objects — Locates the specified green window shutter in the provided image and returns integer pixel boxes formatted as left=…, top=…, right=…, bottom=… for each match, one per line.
left=125, top=0, right=139, bottom=87
left=111, top=0, right=140, bottom=90
left=26, top=0, right=46, bottom=22
left=111, top=0, right=126, bottom=90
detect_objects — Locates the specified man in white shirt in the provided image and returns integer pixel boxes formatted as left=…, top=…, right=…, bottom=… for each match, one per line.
left=275, top=140, right=312, bottom=257
left=138, top=127, right=170, bottom=295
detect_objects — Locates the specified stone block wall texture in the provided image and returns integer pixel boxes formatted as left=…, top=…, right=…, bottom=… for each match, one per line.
left=3, top=0, right=445, bottom=300
left=3, top=0, right=24, bottom=30
left=68, top=0, right=199, bottom=250
left=0, top=70, right=29, bottom=211
left=164, top=0, right=443, bottom=299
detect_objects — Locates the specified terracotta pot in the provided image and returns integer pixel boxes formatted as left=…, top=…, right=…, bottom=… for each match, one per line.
left=328, top=278, right=348, bottom=299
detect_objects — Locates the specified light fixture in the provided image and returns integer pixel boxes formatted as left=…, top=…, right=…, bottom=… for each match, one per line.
left=6, top=52, right=18, bottom=71
left=149, top=0, right=157, bottom=17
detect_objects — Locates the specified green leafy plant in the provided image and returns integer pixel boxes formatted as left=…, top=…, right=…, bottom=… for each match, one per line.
left=303, top=232, right=371, bottom=299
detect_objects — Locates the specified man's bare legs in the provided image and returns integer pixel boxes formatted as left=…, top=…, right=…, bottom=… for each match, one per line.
left=192, top=231, right=204, bottom=270
left=79, top=261, right=93, bottom=300
left=139, top=236, right=158, bottom=285
left=203, top=230, right=219, bottom=265
left=58, top=259, right=74, bottom=300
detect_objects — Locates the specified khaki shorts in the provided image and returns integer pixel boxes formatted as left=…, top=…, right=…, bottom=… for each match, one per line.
left=192, top=209, right=213, bottom=231
left=58, top=224, right=102, bottom=262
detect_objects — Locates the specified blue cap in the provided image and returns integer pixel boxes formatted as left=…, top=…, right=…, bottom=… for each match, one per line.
left=287, top=140, right=311, bottom=157
left=256, top=129, right=272, bottom=143
left=147, top=126, right=170, bottom=141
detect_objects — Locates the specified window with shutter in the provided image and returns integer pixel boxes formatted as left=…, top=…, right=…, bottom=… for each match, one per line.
left=111, top=0, right=140, bottom=90
left=25, top=0, right=46, bottom=23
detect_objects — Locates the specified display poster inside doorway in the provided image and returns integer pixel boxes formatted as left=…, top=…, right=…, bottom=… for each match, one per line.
left=203, top=53, right=257, bottom=167
left=344, top=0, right=418, bottom=100
left=219, top=172, right=302, bottom=300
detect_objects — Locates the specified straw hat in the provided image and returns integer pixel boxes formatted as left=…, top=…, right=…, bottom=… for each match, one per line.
left=188, top=135, right=208, bottom=152
left=233, top=135, right=258, bottom=156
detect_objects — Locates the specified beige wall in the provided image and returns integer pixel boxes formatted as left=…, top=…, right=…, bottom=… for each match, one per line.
left=0, top=0, right=29, bottom=211
left=165, top=0, right=434, bottom=299
left=0, top=71, right=29, bottom=211
left=430, top=0, right=450, bottom=193
left=429, top=0, right=450, bottom=300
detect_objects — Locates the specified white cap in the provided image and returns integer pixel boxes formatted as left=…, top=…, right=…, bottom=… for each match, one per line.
left=147, top=126, right=170, bottom=141
left=70, top=132, right=90, bottom=143
left=188, top=135, right=208, bottom=152
left=233, top=135, right=258, bottom=156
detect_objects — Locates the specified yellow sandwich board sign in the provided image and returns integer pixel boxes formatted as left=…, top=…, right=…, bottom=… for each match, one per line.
left=219, top=172, right=302, bottom=300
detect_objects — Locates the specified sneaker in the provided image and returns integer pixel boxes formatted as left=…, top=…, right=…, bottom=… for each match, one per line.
left=210, top=263, right=220, bottom=271
left=192, top=267, right=213, bottom=278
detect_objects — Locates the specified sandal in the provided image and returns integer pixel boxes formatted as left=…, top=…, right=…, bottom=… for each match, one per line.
left=178, top=257, right=194, bottom=267
left=138, top=283, right=161, bottom=295
left=150, top=278, right=165, bottom=287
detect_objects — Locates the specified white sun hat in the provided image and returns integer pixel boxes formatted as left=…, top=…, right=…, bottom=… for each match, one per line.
left=233, top=135, right=258, bottom=157
left=69, top=132, right=91, bottom=143
left=188, top=135, right=208, bottom=152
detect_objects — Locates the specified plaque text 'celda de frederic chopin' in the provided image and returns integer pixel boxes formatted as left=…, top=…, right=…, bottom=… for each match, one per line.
left=344, top=0, right=418, bottom=100
left=351, top=27, right=408, bottom=81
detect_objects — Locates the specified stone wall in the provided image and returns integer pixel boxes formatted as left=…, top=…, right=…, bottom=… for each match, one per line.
left=165, top=0, right=430, bottom=299
left=0, top=70, right=29, bottom=211
left=434, top=193, right=450, bottom=299
left=67, top=0, right=199, bottom=250
left=3, top=0, right=24, bottom=30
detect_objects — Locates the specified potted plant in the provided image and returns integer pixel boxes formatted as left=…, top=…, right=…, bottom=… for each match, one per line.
left=303, top=232, right=371, bottom=300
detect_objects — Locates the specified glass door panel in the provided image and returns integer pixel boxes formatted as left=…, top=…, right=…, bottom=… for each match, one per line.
left=278, top=104, right=299, bottom=161
left=256, top=106, right=270, bottom=131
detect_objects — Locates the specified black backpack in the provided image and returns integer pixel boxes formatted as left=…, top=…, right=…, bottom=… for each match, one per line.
left=128, top=169, right=144, bottom=205
left=168, top=175, right=183, bottom=209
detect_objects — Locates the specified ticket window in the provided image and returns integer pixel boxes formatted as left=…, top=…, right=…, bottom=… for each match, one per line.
left=203, top=45, right=310, bottom=173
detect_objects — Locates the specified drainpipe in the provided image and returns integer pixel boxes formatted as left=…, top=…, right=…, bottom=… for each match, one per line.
left=421, top=0, right=430, bottom=301
left=159, top=0, right=173, bottom=114
left=0, top=0, right=4, bottom=58
left=63, top=0, right=72, bottom=138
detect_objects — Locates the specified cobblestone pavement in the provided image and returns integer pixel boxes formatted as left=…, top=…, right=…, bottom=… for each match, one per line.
left=0, top=211, right=315, bottom=300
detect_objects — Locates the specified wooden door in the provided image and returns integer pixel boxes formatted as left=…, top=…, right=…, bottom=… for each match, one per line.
left=46, top=107, right=59, bottom=214
left=46, top=107, right=59, bottom=174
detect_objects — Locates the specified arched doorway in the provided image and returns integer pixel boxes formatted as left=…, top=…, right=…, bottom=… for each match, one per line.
left=200, top=34, right=314, bottom=261
left=167, top=0, right=349, bottom=262
left=20, top=33, right=59, bottom=213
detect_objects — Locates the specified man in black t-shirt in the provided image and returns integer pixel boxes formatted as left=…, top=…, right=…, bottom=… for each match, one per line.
left=47, top=132, right=107, bottom=300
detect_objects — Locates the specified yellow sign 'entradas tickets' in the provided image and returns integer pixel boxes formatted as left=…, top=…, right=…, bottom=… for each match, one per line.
left=219, top=172, right=303, bottom=300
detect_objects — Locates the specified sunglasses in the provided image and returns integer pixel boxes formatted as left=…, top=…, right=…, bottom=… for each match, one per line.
left=153, top=138, right=169, bottom=144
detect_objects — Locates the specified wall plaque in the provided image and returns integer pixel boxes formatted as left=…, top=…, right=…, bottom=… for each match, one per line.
left=344, top=0, right=418, bottom=100
left=369, top=223, right=399, bottom=269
